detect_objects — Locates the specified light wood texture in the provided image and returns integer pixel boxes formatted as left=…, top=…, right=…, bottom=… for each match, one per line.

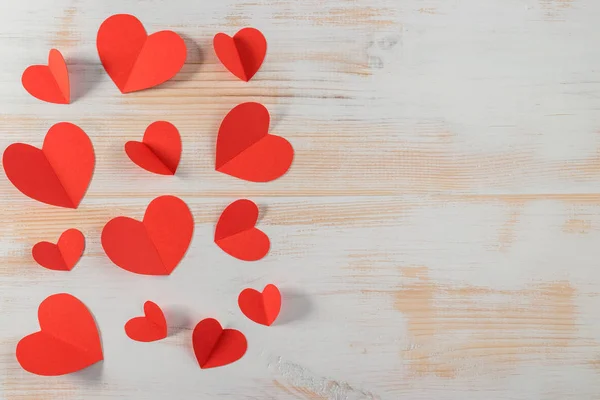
left=1, top=0, right=600, bottom=399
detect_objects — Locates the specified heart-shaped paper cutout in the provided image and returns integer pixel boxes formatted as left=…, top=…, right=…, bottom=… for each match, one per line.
left=213, top=27, right=266, bottom=82
left=97, top=14, right=187, bottom=93
left=192, top=318, right=247, bottom=369
left=216, top=102, right=293, bottom=182
left=101, top=195, right=193, bottom=275
left=16, top=293, right=103, bottom=376
left=22, top=49, right=70, bottom=104
left=125, top=301, right=167, bottom=342
left=32, top=228, right=85, bottom=271
left=215, top=199, right=270, bottom=261
left=3, top=122, right=95, bottom=209
left=238, top=284, right=281, bottom=326
left=125, top=121, right=181, bottom=175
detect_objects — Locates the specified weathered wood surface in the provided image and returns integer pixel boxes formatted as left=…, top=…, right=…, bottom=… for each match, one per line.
left=1, top=0, right=600, bottom=399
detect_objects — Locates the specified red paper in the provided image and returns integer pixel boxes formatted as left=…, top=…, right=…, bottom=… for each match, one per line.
left=125, top=121, right=181, bottom=175
left=101, top=195, right=193, bottom=275
left=125, top=301, right=167, bottom=342
left=216, top=102, right=293, bottom=182
left=238, top=284, right=281, bottom=326
left=97, top=14, right=187, bottom=93
left=3, top=122, right=95, bottom=208
left=215, top=199, right=269, bottom=261
left=192, top=318, right=247, bottom=369
left=16, top=293, right=103, bottom=376
left=213, top=28, right=266, bottom=82
left=32, top=228, right=85, bottom=271
left=22, top=49, right=70, bottom=104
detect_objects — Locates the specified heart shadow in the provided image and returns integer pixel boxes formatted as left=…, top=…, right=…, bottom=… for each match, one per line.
left=164, top=305, right=192, bottom=337
left=67, top=58, right=106, bottom=103
left=274, top=288, right=313, bottom=325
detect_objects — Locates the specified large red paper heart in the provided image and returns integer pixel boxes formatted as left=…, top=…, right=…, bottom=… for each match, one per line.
left=22, top=48, right=70, bottom=104
left=2, top=122, right=95, bottom=209
left=16, top=293, right=103, bottom=376
left=101, top=195, right=193, bottom=275
left=216, top=102, right=293, bottom=182
left=213, top=27, right=266, bottom=82
left=192, top=318, right=247, bottom=369
left=97, top=14, right=187, bottom=93
left=215, top=199, right=270, bottom=261
left=238, top=284, right=281, bottom=326
left=125, top=121, right=181, bottom=175
left=125, top=301, right=167, bottom=342
left=32, top=228, right=85, bottom=271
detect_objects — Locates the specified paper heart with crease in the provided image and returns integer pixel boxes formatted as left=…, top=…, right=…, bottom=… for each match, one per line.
left=125, top=121, right=181, bottom=175
left=216, top=102, right=293, bottom=182
left=193, top=318, right=247, bottom=369
left=32, top=228, right=85, bottom=271
left=215, top=199, right=270, bottom=261
left=125, top=301, right=167, bottom=342
left=2, top=122, right=95, bottom=208
left=16, top=293, right=103, bottom=376
left=101, top=195, right=193, bottom=275
left=97, top=14, right=187, bottom=93
left=22, top=49, right=70, bottom=104
left=213, top=27, right=266, bottom=82
left=238, top=284, right=281, bottom=326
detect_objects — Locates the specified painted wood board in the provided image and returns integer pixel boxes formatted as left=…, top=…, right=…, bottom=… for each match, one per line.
left=0, top=0, right=599, bottom=398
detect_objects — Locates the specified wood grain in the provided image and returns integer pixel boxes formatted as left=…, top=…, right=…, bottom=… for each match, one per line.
left=1, top=0, right=600, bottom=399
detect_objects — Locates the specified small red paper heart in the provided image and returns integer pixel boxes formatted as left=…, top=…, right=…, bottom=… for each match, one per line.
left=215, top=199, right=270, bottom=261
left=101, top=195, right=193, bottom=275
left=213, top=27, right=266, bottom=82
left=3, top=122, right=95, bottom=209
left=16, top=293, right=103, bottom=376
left=97, top=14, right=187, bottom=93
left=125, top=301, right=167, bottom=342
left=192, top=318, right=247, bottom=369
left=238, top=284, right=281, bottom=326
left=22, top=49, right=70, bottom=104
left=216, top=102, right=293, bottom=182
left=125, top=121, right=181, bottom=175
left=32, top=228, right=85, bottom=271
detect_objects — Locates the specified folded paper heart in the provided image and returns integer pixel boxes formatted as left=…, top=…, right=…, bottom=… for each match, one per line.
left=216, top=102, right=293, bottom=182
left=101, top=195, right=193, bottom=275
left=16, top=293, right=103, bottom=376
left=2, top=122, right=95, bottom=208
left=125, top=301, right=167, bottom=342
left=97, top=14, right=187, bottom=93
left=125, top=121, right=181, bottom=175
left=21, top=48, right=70, bottom=104
left=32, top=228, right=85, bottom=271
left=213, top=27, right=266, bottom=82
left=238, top=284, right=281, bottom=326
left=193, top=318, right=247, bottom=369
left=215, top=199, right=270, bottom=261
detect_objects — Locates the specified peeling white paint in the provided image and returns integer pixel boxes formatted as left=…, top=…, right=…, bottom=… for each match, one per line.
left=268, top=356, right=381, bottom=400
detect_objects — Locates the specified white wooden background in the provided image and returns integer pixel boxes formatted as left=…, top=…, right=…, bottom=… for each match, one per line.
left=1, top=0, right=599, bottom=399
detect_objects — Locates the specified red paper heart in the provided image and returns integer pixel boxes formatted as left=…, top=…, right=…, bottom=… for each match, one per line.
left=192, top=318, right=247, bottom=369
left=16, top=293, right=103, bottom=376
left=97, top=14, right=187, bottom=93
left=213, top=27, right=266, bottom=82
left=22, top=49, right=70, bottom=104
left=32, top=228, right=85, bottom=271
left=238, top=284, right=281, bottom=326
left=3, top=122, right=95, bottom=209
left=101, top=195, right=193, bottom=275
left=125, top=301, right=167, bottom=342
left=125, top=121, right=181, bottom=175
left=216, top=102, right=293, bottom=182
left=214, top=199, right=270, bottom=261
